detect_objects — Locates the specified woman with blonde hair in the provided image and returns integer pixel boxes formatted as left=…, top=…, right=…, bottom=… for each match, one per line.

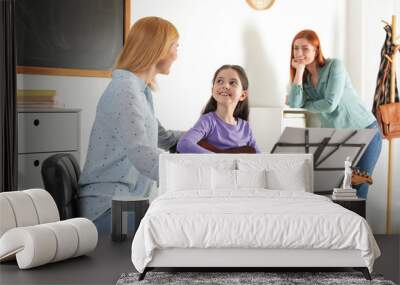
left=287, top=29, right=381, bottom=199
left=78, top=17, right=181, bottom=232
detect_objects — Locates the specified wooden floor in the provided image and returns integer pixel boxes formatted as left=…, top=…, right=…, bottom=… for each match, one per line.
left=0, top=234, right=398, bottom=285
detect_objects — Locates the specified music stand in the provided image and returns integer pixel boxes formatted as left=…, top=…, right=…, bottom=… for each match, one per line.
left=271, top=127, right=376, bottom=193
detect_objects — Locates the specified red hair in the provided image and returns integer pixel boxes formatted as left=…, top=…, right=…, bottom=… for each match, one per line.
left=290, top=30, right=326, bottom=83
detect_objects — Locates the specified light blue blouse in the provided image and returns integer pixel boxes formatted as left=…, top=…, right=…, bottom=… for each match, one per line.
left=78, top=69, right=181, bottom=220
left=288, top=58, right=376, bottom=128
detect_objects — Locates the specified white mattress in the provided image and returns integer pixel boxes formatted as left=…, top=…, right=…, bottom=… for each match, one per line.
left=131, top=190, right=380, bottom=273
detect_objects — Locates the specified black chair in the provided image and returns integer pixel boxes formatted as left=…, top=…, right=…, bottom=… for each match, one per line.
left=41, top=153, right=80, bottom=220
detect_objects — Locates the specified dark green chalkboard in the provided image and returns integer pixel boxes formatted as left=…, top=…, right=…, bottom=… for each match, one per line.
left=16, top=0, right=130, bottom=77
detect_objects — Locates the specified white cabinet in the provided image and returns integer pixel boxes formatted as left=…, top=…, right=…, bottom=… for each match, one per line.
left=17, top=108, right=81, bottom=190
left=282, top=108, right=307, bottom=129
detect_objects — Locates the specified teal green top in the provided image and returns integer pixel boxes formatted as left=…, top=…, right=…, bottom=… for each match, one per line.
left=288, top=58, right=376, bottom=128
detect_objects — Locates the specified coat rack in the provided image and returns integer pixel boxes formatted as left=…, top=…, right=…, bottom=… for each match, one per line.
left=382, top=15, right=399, bottom=234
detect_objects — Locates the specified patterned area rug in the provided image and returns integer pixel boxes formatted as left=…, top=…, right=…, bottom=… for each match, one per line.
left=116, top=271, right=396, bottom=285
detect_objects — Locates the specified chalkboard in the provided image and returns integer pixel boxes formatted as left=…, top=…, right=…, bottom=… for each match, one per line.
left=16, top=0, right=130, bottom=77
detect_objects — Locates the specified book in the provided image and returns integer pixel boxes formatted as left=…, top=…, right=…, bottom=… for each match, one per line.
left=17, top=101, right=56, bottom=105
left=333, top=188, right=357, bottom=193
left=332, top=195, right=359, bottom=200
left=17, top=89, right=56, bottom=97
left=332, top=190, right=358, bottom=199
left=17, top=96, right=55, bottom=102
left=17, top=102, right=65, bottom=108
left=333, top=193, right=357, bottom=197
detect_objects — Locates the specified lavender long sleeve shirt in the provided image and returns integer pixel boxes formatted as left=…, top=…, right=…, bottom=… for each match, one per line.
left=177, top=112, right=261, bottom=153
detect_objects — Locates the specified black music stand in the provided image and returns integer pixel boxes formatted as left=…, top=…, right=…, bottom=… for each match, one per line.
left=271, top=127, right=376, bottom=193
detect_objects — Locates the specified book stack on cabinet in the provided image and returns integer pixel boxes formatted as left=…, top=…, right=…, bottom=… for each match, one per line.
left=17, top=90, right=64, bottom=108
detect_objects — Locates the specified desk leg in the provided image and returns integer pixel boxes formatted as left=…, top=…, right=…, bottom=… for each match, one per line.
left=134, top=201, right=149, bottom=235
left=121, top=200, right=128, bottom=241
left=112, top=200, right=122, bottom=242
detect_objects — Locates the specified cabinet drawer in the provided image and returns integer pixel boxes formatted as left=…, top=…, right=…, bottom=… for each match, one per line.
left=282, top=114, right=306, bottom=129
left=18, top=113, right=79, bottom=153
left=18, top=151, right=79, bottom=190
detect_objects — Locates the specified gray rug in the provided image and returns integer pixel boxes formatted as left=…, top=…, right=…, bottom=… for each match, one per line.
left=116, top=271, right=396, bottom=285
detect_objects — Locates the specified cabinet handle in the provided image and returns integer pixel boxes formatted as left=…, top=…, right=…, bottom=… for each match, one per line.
left=33, top=160, right=40, bottom=167
left=33, top=119, right=40, bottom=126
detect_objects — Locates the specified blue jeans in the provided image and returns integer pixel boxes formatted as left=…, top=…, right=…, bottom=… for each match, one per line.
left=354, top=121, right=382, bottom=199
left=94, top=209, right=112, bottom=233
left=79, top=177, right=153, bottom=233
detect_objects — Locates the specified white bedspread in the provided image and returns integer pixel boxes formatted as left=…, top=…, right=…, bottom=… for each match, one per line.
left=131, top=190, right=380, bottom=273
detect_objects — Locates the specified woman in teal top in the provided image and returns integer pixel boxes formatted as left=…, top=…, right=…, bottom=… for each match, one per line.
left=78, top=17, right=182, bottom=233
left=288, top=29, right=381, bottom=199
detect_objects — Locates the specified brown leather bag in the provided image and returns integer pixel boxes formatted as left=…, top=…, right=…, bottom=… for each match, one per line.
left=378, top=102, right=400, bottom=138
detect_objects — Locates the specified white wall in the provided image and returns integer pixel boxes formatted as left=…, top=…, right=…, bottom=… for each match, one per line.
left=133, top=0, right=346, bottom=130
left=17, top=0, right=399, bottom=233
left=345, top=0, right=400, bottom=234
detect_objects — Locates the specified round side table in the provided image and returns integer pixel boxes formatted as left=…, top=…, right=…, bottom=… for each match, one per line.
left=111, top=196, right=149, bottom=242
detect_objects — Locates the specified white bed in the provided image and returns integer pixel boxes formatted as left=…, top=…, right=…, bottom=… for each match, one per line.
left=131, top=154, right=380, bottom=280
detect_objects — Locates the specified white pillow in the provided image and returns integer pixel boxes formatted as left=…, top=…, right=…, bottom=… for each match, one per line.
left=267, top=161, right=307, bottom=191
left=237, top=159, right=308, bottom=191
left=166, top=162, right=212, bottom=191
left=236, top=169, right=267, bottom=189
left=211, top=168, right=237, bottom=190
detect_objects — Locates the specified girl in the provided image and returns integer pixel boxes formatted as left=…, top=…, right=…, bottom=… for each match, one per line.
left=177, top=65, right=261, bottom=153
left=78, top=17, right=182, bottom=232
left=287, top=29, right=382, bottom=199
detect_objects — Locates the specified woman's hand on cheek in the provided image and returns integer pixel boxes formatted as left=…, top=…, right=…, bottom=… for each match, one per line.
left=292, top=58, right=306, bottom=72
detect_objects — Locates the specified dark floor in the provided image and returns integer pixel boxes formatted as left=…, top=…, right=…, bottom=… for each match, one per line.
left=0, top=234, right=398, bottom=285
left=0, top=235, right=134, bottom=285
left=374, top=234, right=400, bottom=284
